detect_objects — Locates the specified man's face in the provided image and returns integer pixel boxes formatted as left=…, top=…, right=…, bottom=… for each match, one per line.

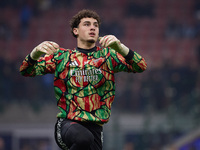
left=73, top=17, right=99, bottom=44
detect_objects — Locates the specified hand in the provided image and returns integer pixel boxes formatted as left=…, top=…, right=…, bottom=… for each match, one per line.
left=30, top=41, right=59, bottom=60
left=99, top=35, right=129, bottom=56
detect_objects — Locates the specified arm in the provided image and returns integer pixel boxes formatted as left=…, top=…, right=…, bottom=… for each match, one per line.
left=20, top=41, right=59, bottom=77
left=99, top=35, right=147, bottom=73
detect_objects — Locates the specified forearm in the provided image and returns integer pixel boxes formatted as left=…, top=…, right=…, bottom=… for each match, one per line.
left=20, top=54, right=38, bottom=77
left=113, top=41, right=147, bottom=72
left=20, top=41, right=59, bottom=76
left=20, top=54, right=56, bottom=77
left=126, top=50, right=147, bottom=73
left=99, top=35, right=147, bottom=72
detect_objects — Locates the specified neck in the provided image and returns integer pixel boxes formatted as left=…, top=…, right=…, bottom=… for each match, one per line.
left=77, top=39, right=96, bottom=49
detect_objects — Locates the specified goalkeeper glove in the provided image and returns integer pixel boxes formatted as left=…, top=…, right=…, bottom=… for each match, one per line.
left=30, top=41, right=59, bottom=60
left=99, top=35, right=129, bottom=56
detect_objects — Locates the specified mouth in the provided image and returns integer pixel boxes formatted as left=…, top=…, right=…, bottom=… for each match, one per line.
left=89, top=32, right=96, bottom=37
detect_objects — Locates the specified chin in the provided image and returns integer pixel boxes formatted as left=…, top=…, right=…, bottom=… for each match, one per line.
left=87, top=39, right=96, bottom=43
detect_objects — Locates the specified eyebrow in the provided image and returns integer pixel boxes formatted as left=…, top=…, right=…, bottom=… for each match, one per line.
left=83, top=21, right=98, bottom=25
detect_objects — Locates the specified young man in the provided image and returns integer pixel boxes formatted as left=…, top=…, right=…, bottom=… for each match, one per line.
left=20, top=9, right=147, bottom=150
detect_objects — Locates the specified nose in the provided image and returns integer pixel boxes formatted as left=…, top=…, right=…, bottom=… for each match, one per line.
left=90, top=25, right=96, bottom=31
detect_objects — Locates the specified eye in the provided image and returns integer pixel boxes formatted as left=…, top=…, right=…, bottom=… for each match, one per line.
left=94, top=24, right=99, bottom=27
left=84, top=23, right=90, bottom=26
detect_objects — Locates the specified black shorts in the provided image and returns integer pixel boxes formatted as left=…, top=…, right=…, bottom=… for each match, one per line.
left=54, top=118, right=103, bottom=150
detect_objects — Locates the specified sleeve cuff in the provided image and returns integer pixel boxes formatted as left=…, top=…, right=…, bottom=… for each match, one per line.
left=124, top=49, right=134, bottom=61
left=27, top=54, right=37, bottom=65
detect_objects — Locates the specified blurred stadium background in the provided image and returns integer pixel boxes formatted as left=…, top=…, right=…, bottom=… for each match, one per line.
left=0, top=0, right=200, bottom=149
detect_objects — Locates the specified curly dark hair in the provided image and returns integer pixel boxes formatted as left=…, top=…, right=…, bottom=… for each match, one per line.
left=70, top=9, right=101, bottom=38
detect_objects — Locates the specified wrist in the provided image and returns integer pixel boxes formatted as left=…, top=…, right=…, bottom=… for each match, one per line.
left=28, top=54, right=37, bottom=64
left=119, top=43, right=129, bottom=56
left=124, top=49, right=134, bottom=61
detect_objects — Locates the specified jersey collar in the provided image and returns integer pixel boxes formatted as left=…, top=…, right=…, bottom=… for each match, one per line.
left=76, top=46, right=97, bottom=54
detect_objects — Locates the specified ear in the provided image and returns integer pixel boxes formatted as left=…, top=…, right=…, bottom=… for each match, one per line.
left=73, top=28, right=78, bottom=36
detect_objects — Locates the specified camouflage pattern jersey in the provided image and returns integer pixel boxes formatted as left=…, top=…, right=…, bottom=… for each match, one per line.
left=20, top=46, right=147, bottom=125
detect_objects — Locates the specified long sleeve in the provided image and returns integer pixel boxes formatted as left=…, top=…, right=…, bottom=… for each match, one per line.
left=20, top=54, right=56, bottom=77
left=124, top=50, right=147, bottom=73
left=109, top=48, right=147, bottom=73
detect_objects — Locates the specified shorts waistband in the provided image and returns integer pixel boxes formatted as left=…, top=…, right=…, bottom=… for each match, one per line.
left=58, top=118, right=103, bottom=130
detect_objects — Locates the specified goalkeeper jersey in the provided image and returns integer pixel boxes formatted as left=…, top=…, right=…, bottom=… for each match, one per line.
left=20, top=46, right=147, bottom=125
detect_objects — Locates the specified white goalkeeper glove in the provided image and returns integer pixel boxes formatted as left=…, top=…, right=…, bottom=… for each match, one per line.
left=30, top=41, right=59, bottom=60
left=99, top=35, right=129, bottom=56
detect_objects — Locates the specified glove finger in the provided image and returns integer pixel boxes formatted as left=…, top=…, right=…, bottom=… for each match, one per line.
left=99, top=35, right=118, bottom=47
left=36, top=44, right=45, bottom=53
left=39, top=47, right=49, bottom=54
left=49, top=41, right=59, bottom=50
left=100, top=35, right=108, bottom=47
left=104, top=35, right=117, bottom=47
left=105, top=36, right=115, bottom=47
left=99, top=36, right=105, bottom=44
left=44, top=42, right=57, bottom=53
left=107, top=38, right=118, bottom=47
left=101, top=35, right=109, bottom=47
left=104, top=36, right=111, bottom=47
left=98, top=37, right=102, bottom=42
left=103, top=35, right=113, bottom=47
left=40, top=43, right=53, bottom=55
left=45, top=46, right=55, bottom=55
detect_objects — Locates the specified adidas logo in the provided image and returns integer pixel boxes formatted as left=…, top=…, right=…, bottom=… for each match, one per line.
left=84, top=60, right=89, bottom=65
left=69, top=60, right=78, bottom=66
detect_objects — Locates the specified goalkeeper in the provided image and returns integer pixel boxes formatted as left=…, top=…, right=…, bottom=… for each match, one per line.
left=20, top=9, right=147, bottom=150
